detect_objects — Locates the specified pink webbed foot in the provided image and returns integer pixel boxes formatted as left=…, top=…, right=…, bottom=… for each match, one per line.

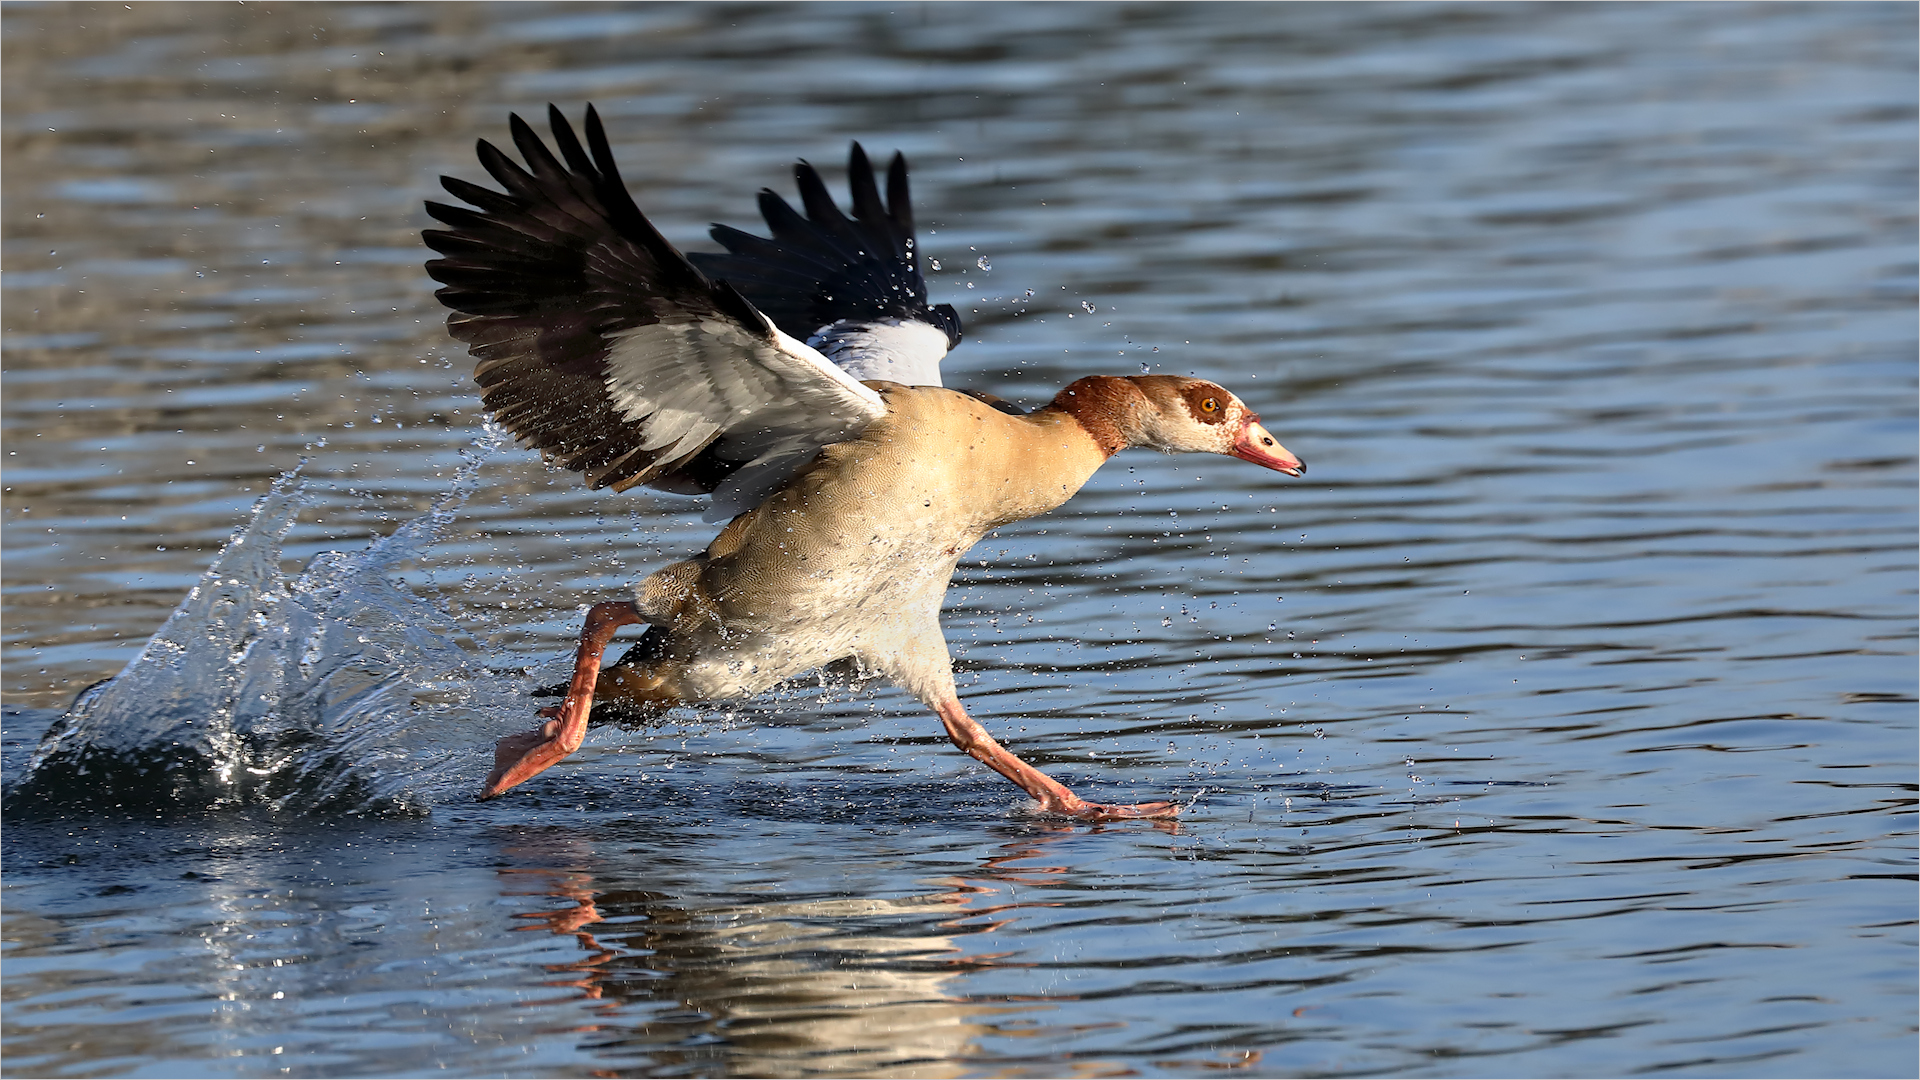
left=1041, top=796, right=1182, bottom=822
left=930, top=695, right=1184, bottom=826
left=478, top=601, right=641, bottom=800
left=1059, top=795, right=1175, bottom=818
left=480, top=714, right=577, bottom=800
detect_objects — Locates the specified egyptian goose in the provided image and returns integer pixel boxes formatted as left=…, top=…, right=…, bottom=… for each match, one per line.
left=424, top=106, right=1303, bottom=819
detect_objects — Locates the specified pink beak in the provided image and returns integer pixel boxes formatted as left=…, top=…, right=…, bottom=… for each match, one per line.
left=1231, top=419, right=1304, bottom=476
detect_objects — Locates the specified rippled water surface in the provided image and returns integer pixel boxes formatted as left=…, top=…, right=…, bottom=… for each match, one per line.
left=4, top=3, right=1915, bottom=1077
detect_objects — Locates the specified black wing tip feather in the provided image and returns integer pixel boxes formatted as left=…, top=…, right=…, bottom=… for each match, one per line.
left=930, top=303, right=963, bottom=349
left=423, top=107, right=951, bottom=353
left=689, top=137, right=961, bottom=346
left=424, top=103, right=729, bottom=314
left=423, top=104, right=767, bottom=495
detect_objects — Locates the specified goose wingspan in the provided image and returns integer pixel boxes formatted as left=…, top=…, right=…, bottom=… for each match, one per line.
left=423, top=105, right=886, bottom=505
left=688, top=145, right=962, bottom=387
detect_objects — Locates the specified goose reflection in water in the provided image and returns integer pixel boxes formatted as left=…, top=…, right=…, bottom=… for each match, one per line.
left=493, top=828, right=1141, bottom=1078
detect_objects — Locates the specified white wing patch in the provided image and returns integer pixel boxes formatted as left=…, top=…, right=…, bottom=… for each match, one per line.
left=603, top=318, right=887, bottom=518
left=808, top=318, right=950, bottom=386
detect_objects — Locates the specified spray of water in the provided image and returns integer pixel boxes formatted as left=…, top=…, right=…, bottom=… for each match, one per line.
left=6, top=429, right=520, bottom=816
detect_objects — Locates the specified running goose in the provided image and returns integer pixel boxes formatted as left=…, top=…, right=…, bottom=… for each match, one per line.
left=424, top=105, right=1303, bottom=819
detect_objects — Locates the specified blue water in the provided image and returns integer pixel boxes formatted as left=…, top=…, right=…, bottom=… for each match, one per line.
left=4, top=3, right=1915, bottom=1077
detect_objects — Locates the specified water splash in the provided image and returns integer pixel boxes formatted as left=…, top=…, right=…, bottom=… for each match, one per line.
left=5, top=430, right=517, bottom=816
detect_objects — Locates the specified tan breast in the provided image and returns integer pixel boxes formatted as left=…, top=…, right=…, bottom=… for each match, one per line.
left=693, top=384, right=1110, bottom=626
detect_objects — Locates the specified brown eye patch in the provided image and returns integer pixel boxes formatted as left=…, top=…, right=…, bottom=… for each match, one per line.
left=1181, top=383, right=1231, bottom=425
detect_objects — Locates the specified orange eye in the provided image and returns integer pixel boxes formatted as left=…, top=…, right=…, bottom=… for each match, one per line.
left=1200, top=397, right=1218, bottom=412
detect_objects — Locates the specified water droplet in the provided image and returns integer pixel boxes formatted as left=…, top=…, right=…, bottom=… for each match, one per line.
left=1081, top=301, right=1096, bottom=313
left=976, top=256, right=991, bottom=272
left=929, top=258, right=941, bottom=270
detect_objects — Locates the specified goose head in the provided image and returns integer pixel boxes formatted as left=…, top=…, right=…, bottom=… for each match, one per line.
left=1052, top=375, right=1304, bottom=476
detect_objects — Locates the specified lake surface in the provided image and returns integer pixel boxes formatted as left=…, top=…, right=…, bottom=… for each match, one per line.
left=3, top=2, right=1915, bottom=1077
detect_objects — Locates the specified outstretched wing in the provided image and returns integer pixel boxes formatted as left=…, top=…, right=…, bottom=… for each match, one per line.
left=687, top=145, right=962, bottom=386
left=423, top=104, right=885, bottom=511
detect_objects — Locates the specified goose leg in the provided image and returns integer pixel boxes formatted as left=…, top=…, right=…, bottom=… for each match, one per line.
left=481, top=600, right=643, bottom=799
left=931, top=696, right=1179, bottom=820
